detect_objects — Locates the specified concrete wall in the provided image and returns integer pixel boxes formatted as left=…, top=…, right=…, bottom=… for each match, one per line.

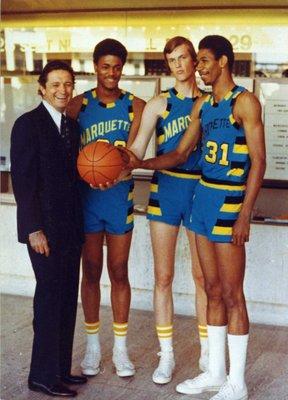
left=1, top=199, right=288, bottom=326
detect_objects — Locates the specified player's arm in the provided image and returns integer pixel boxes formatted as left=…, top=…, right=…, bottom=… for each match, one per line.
left=126, top=97, right=204, bottom=170
left=66, top=93, right=84, bottom=120
left=128, top=96, right=166, bottom=159
left=117, top=95, right=164, bottom=182
left=126, top=96, right=146, bottom=148
left=232, top=92, right=266, bottom=246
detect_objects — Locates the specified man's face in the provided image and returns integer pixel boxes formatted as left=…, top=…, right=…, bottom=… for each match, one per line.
left=40, top=69, right=74, bottom=113
left=94, top=55, right=123, bottom=90
left=196, top=48, right=222, bottom=86
left=166, top=44, right=195, bottom=82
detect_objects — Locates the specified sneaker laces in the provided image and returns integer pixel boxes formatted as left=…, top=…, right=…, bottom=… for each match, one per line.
left=155, top=351, right=174, bottom=376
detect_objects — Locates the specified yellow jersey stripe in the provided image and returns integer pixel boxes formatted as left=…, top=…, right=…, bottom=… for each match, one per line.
left=147, top=206, right=162, bottom=216
left=150, top=183, right=158, bottom=193
left=212, top=226, right=233, bottom=235
left=126, top=214, right=134, bottom=224
left=161, top=169, right=201, bottom=180
left=200, top=179, right=246, bottom=191
left=233, top=144, right=249, bottom=154
left=157, top=134, right=165, bottom=145
left=220, top=203, right=243, bottom=213
left=227, top=168, right=245, bottom=177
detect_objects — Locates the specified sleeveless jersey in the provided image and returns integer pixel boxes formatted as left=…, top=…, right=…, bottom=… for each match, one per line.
left=78, top=89, right=134, bottom=149
left=156, top=88, right=201, bottom=172
left=199, top=85, right=250, bottom=188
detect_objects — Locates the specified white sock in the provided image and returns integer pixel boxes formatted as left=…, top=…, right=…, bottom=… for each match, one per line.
left=228, top=333, right=249, bottom=388
left=113, top=322, right=128, bottom=350
left=207, top=325, right=227, bottom=379
left=87, top=333, right=100, bottom=351
left=84, top=321, right=100, bottom=352
left=200, top=337, right=209, bottom=357
left=156, top=325, right=173, bottom=353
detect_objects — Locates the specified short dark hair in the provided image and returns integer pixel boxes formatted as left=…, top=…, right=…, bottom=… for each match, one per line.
left=198, top=35, right=234, bottom=72
left=38, top=60, right=75, bottom=88
left=164, top=36, right=197, bottom=63
left=93, top=38, right=128, bottom=65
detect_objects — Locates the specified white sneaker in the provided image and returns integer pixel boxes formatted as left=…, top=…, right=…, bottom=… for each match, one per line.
left=81, top=347, right=101, bottom=376
left=176, top=372, right=226, bottom=395
left=210, top=378, right=248, bottom=400
left=152, top=351, right=175, bottom=384
left=199, top=352, right=209, bottom=372
left=112, top=347, right=135, bottom=377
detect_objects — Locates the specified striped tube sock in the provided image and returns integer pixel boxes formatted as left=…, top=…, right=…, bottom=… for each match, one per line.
left=198, top=324, right=209, bottom=356
left=84, top=321, right=100, bottom=350
left=156, top=324, right=173, bottom=353
left=113, top=322, right=128, bottom=349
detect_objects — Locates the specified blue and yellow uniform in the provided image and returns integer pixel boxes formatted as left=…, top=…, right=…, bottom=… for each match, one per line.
left=78, top=89, right=134, bottom=234
left=189, top=85, right=250, bottom=242
left=147, top=88, right=201, bottom=227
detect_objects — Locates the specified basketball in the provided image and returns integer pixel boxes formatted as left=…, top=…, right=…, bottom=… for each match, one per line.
left=77, top=141, right=125, bottom=187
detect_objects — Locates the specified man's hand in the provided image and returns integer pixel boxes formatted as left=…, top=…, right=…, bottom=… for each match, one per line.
left=118, top=147, right=142, bottom=169
left=29, top=230, right=50, bottom=257
left=232, top=214, right=250, bottom=246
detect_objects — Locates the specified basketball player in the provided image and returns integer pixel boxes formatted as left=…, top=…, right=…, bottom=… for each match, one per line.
left=128, top=36, right=208, bottom=384
left=67, top=39, right=145, bottom=378
left=125, top=35, right=265, bottom=400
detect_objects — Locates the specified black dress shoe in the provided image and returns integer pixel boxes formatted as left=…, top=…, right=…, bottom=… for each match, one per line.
left=28, top=380, right=77, bottom=397
left=61, top=374, right=88, bottom=385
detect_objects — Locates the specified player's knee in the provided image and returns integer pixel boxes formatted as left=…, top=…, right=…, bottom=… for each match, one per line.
left=205, top=281, right=222, bottom=303
left=82, top=259, right=102, bottom=284
left=155, top=273, right=173, bottom=291
left=193, top=271, right=205, bottom=290
left=222, top=287, right=245, bottom=310
left=109, top=262, right=129, bottom=285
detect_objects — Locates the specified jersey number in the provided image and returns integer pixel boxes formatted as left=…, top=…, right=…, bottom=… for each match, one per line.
left=205, top=141, right=229, bottom=166
left=97, top=139, right=126, bottom=147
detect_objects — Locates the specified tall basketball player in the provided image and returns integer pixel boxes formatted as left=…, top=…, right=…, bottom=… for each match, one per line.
left=128, top=36, right=209, bottom=384
left=125, top=35, right=266, bottom=400
left=67, top=39, right=145, bottom=378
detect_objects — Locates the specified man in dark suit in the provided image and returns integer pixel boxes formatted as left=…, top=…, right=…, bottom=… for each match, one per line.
left=10, top=61, right=86, bottom=397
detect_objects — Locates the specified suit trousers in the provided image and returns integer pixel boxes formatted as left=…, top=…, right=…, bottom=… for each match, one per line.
left=27, top=244, right=81, bottom=385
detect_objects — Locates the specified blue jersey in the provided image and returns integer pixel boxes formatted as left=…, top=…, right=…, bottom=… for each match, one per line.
left=156, top=88, right=201, bottom=173
left=78, top=89, right=134, bottom=149
left=77, top=89, right=134, bottom=234
left=199, top=85, right=250, bottom=188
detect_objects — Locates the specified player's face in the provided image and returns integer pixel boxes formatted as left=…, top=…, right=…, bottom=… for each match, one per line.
left=40, top=69, right=74, bottom=113
left=196, top=48, right=222, bottom=86
left=166, top=44, right=195, bottom=82
left=94, top=55, right=123, bottom=90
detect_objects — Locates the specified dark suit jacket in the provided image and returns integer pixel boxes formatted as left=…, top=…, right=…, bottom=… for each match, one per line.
left=11, top=103, right=84, bottom=249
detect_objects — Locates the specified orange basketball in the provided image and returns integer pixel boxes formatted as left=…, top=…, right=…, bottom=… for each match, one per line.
left=77, top=141, right=124, bottom=187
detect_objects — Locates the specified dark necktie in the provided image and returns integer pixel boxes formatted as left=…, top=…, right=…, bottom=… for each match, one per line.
left=60, top=114, right=71, bottom=149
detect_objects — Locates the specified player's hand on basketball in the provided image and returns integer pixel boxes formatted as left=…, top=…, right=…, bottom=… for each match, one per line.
left=29, top=230, right=50, bottom=257
left=117, top=147, right=142, bottom=170
left=97, top=179, right=118, bottom=191
left=232, top=215, right=250, bottom=246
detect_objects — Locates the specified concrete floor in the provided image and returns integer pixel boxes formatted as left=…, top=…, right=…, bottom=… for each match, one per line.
left=1, top=294, right=288, bottom=400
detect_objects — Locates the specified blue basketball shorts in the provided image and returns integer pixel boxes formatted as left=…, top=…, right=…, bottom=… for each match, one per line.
left=80, top=179, right=134, bottom=235
left=188, top=179, right=246, bottom=243
left=147, top=169, right=200, bottom=228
